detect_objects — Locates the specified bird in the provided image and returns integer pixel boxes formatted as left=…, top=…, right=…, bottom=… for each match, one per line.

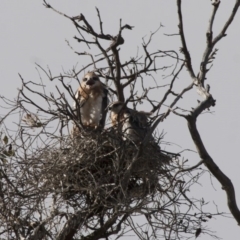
left=72, top=72, right=109, bottom=133
left=108, top=101, right=152, bottom=143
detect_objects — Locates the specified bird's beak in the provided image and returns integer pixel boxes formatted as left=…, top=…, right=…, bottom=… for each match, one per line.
left=86, top=79, right=95, bottom=86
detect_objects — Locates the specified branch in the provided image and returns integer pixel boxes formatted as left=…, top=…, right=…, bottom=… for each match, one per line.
left=151, top=62, right=185, bottom=114
left=198, top=0, right=240, bottom=87
left=108, top=20, right=126, bottom=102
left=176, top=0, right=196, bottom=79
left=213, top=0, right=240, bottom=46
left=81, top=214, right=128, bottom=240
left=95, top=7, right=104, bottom=35
left=56, top=211, right=90, bottom=240
left=186, top=114, right=240, bottom=226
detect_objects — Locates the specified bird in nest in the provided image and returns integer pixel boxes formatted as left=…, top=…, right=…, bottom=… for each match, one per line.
left=72, top=72, right=109, bottom=134
left=108, top=101, right=153, bottom=143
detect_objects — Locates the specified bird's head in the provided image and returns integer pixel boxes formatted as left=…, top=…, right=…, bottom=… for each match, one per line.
left=108, top=101, right=125, bottom=114
left=81, top=72, right=102, bottom=91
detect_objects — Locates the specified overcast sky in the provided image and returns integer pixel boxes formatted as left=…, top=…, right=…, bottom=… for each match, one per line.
left=1, top=0, right=240, bottom=239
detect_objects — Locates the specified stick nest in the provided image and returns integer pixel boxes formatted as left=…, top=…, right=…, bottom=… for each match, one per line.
left=36, top=129, right=175, bottom=206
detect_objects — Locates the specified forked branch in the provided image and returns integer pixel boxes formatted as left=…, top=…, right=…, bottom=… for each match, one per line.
left=176, top=0, right=240, bottom=226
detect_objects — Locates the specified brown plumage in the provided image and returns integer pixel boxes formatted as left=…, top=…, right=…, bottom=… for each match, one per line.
left=73, top=72, right=109, bottom=132
left=108, top=101, right=152, bottom=142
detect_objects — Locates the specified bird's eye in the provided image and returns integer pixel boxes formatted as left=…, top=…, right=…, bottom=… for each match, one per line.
left=83, top=78, right=87, bottom=81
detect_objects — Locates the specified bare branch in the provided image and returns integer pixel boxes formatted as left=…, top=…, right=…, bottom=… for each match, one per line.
left=176, top=0, right=196, bottom=79
left=186, top=115, right=240, bottom=225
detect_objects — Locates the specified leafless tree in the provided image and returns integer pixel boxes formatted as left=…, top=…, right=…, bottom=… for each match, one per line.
left=0, top=0, right=239, bottom=239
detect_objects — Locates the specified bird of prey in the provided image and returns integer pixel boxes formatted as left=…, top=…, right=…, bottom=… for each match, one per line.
left=73, top=72, right=109, bottom=131
left=108, top=101, right=152, bottom=142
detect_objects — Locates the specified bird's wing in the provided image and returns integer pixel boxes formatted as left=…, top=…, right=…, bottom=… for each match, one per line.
left=99, top=88, right=109, bottom=128
left=122, top=109, right=151, bottom=141
left=128, top=109, right=151, bottom=129
left=73, top=90, right=87, bottom=110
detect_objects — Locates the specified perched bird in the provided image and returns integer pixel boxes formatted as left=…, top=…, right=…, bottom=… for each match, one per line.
left=108, top=101, right=152, bottom=142
left=73, top=72, right=109, bottom=131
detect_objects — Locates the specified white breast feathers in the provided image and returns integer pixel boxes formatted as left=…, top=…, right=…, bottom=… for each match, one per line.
left=80, top=94, right=103, bottom=127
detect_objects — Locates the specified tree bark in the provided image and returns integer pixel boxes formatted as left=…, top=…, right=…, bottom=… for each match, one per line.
left=186, top=116, right=240, bottom=225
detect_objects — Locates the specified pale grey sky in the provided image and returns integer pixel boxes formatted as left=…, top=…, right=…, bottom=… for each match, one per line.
left=1, top=0, right=240, bottom=239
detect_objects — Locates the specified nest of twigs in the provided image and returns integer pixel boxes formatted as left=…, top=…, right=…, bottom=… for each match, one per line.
left=37, top=129, right=175, bottom=206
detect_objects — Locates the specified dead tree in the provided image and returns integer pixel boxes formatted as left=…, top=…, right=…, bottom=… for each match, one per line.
left=0, top=0, right=239, bottom=239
